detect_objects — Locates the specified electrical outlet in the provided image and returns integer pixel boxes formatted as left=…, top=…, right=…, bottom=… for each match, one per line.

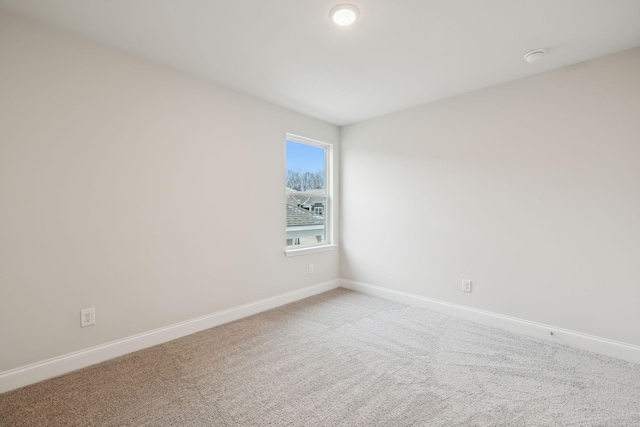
left=81, top=308, right=96, bottom=327
left=462, top=280, right=472, bottom=293
left=308, top=264, right=314, bottom=275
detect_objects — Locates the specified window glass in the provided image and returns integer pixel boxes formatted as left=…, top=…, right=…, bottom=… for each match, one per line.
left=286, top=138, right=328, bottom=247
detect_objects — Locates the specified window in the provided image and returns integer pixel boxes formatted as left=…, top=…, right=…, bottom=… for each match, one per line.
left=285, top=134, right=334, bottom=256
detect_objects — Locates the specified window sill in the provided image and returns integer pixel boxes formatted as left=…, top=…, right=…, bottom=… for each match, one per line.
left=285, top=244, right=337, bottom=257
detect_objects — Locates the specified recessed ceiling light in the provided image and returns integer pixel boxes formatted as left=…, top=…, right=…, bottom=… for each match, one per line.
left=330, top=4, right=359, bottom=26
left=524, top=49, right=546, bottom=63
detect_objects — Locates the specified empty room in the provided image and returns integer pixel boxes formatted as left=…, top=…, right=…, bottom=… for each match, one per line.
left=1, top=1, right=639, bottom=425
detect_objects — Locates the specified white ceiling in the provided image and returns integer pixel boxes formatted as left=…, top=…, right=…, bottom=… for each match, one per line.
left=1, top=0, right=639, bottom=126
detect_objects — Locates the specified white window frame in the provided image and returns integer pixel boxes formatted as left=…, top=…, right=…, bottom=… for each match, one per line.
left=285, top=133, right=336, bottom=257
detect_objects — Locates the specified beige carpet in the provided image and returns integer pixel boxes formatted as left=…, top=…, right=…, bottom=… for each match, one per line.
left=1, top=288, right=639, bottom=426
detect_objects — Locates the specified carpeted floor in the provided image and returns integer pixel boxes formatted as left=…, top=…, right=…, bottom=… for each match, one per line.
left=1, top=288, right=639, bottom=426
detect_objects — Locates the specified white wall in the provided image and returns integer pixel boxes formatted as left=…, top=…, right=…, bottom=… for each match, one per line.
left=0, top=12, right=339, bottom=372
left=341, top=48, right=640, bottom=346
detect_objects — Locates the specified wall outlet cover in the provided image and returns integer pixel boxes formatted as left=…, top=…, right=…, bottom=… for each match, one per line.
left=462, top=280, right=472, bottom=293
left=81, top=308, right=96, bottom=327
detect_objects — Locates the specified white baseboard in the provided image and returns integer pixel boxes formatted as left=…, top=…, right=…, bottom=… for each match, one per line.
left=341, top=279, right=640, bottom=365
left=0, top=280, right=340, bottom=394
left=4, top=278, right=636, bottom=395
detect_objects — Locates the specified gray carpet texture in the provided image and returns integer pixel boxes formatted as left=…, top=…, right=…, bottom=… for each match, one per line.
left=1, top=288, right=639, bottom=426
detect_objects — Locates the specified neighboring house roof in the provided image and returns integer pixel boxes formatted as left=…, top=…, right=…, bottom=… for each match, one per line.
left=286, top=187, right=325, bottom=195
left=286, top=204, right=324, bottom=227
